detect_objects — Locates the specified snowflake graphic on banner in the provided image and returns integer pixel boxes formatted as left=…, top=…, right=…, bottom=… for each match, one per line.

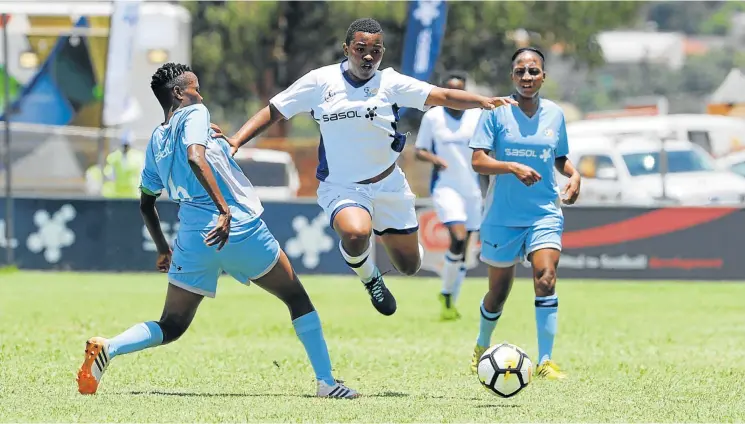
left=27, top=204, right=77, bottom=264
left=413, top=0, right=441, bottom=26
left=0, top=220, right=18, bottom=249
left=285, top=212, right=333, bottom=269
left=142, top=222, right=179, bottom=252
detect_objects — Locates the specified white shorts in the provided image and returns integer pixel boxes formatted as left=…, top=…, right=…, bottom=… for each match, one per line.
left=317, top=165, right=418, bottom=235
left=432, top=185, right=483, bottom=231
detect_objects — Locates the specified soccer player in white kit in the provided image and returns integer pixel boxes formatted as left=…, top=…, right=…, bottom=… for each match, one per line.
left=414, top=71, right=483, bottom=321
left=215, top=18, right=515, bottom=317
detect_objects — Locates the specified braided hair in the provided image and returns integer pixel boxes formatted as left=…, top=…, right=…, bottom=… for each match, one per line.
left=150, top=62, right=192, bottom=108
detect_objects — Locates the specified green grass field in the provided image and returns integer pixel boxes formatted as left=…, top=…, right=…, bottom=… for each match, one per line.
left=1, top=271, right=744, bottom=422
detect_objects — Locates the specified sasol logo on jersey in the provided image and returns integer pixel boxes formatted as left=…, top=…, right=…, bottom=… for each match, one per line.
left=504, top=148, right=538, bottom=158
left=321, top=110, right=363, bottom=122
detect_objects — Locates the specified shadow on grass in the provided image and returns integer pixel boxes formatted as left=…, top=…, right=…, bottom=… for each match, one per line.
left=126, top=390, right=410, bottom=398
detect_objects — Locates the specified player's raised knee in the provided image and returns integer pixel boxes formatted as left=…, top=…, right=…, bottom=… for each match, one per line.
left=338, top=226, right=372, bottom=254
left=157, top=317, right=190, bottom=344
left=533, top=267, right=557, bottom=296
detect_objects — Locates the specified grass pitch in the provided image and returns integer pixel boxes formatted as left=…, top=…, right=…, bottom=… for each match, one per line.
left=1, top=271, right=744, bottom=422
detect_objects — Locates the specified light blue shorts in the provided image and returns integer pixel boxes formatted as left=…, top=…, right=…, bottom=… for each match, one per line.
left=168, top=218, right=280, bottom=298
left=479, top=217, right=563, bottom=268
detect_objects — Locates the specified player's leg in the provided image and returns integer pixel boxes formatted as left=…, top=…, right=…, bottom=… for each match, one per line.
left=317, top=182, right=396, bottom=316
left=470, top=225, right=526, bottom=373
left=526, top=218, right=565, bottom=380
left=372, top=167, right=423, bottom=276
left=432, top=186, right=469, bottom=320
left=77, top=229, right=216, bottom=394
left=439, top=223, right=469, bottom=320
left=221, top=219, right=357, bottom=398
left=77, top=284, right=204, bottom=394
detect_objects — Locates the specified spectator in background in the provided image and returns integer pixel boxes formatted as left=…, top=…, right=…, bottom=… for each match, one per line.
left=104, top=130, right=145, bottom=198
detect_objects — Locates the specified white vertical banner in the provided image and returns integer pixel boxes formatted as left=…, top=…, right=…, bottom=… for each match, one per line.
left=103, top=0, right=143, bottom=127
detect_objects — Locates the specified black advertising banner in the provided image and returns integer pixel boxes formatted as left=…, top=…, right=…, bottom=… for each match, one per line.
left=1, top=197, right=743, bottom=280
left=376, top=205, right=744, bottom=281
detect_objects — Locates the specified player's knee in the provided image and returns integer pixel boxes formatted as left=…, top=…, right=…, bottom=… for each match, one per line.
left=533, top=267, right=557, bottom=296
left=394, top=256, right=421, bottom=276
left=449, top=237, right=467, bottom=255
left=157, top=316, right=190, bottom=344
left=339, top=227, right=372, bottom=254
left=282, top=286, right=315, bottom=318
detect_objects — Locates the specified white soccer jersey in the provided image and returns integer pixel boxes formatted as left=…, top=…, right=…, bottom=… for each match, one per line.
left=415, top=106, right=482, bottom=197
left=270, top=61, right=435, bottom=183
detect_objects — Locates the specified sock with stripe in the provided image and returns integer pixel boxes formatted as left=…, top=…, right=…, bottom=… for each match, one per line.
left=339, top=240, right=377, bottom=283
left=535, top=294, right=559, bottom=365
left=292, top=311, right=335, bottom=386
left=476, top=300, right=502, bottom=348
left=440, top=251, right=464, bottom=301
left=108, top=321, right=164, bottom=359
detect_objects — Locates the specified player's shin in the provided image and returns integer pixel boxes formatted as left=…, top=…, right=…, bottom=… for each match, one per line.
left=452, top=264, right=467, bottom=302
left=477, top=300, right=501, bottom=348
left=440, top=251, right=463, bottom=298
left=108, top=321, right=164, bottom=358
left=292, top=311, right=335, bottom=386
left=339, top=240, right=377, bottom=283
left=535, top=294, right=558, bottom=364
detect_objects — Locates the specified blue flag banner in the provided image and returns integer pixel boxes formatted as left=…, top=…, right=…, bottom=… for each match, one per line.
left=399, top=0, right=448, bottom=117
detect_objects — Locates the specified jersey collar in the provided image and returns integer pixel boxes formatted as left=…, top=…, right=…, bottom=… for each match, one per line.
left=340, top=59, right=373, bottom=88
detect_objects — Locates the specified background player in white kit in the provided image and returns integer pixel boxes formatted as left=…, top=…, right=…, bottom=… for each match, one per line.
left=215, top=18, right=516, bottom=317
left=414, top=71, right=483, bottom=321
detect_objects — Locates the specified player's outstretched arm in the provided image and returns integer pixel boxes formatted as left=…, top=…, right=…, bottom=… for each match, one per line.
left=139, top=192, right=171, bottom=272
left=425, top=87, right=517, bottom=111
left=214, top=104, right=285, bottom=156
left=187, top=144, right=232, bottom=250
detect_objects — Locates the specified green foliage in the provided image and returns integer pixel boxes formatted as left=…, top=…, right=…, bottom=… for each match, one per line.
left=183, top=1, right=643, bottom=131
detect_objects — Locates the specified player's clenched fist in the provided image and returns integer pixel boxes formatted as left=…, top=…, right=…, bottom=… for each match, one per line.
left=509, top=163, right=542, bottom=186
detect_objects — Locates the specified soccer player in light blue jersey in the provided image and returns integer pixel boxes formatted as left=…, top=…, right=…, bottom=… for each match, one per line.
left=76, top=63, right=358, bottom=399
left=467, top=48, right=581, bottom=380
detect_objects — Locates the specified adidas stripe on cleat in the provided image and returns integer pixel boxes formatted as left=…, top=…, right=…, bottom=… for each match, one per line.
left=76, top=337, right=110, bottom=395
left=316, top=380, right=359, bottom=399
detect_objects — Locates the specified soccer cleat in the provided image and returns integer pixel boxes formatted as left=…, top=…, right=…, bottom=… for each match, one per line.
left=363, top=270, right=397, bottom=316
left=76, top=337, right=111, bottom=395
left=470, top=344, right=488, bottom=374
left=535, top=359, right=567, bottom=380
left=316, top=379, right=360, bottom=399
left=438, top=293, right=461, bottom=321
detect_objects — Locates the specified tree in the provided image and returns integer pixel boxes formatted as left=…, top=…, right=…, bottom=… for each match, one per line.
left=184, top=1, right=643, bottom=134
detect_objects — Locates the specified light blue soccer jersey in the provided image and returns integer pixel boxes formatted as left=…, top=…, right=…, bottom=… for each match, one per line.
left=469, top=98, right=569, bottom=227
left=140, top=104, right=264, bottom=232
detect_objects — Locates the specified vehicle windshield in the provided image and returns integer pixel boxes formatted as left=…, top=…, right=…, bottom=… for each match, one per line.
left=622, top=149, right=714, bottom=176
left=235, top=160, right=289, bottom=187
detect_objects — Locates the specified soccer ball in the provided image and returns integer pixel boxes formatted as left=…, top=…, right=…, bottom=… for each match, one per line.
left=476, top=342, right=533, bottom=398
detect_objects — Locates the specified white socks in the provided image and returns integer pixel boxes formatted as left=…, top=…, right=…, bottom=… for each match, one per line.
left=339, top=240, right=376, bottom=283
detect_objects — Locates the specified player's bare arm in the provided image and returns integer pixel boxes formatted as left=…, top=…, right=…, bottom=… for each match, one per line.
left=471, top=149, right=541, bottom=186
left=212, top=104, right=285, bottom=155
left=555, top=156, right=581, bottom=204
left=425, top=87, right=517, bottom=111
left=415, top=148, right=448, bottom=170
left=186, top=144, right=231, bottom=250
left=139, top=192, right=171, bottom=272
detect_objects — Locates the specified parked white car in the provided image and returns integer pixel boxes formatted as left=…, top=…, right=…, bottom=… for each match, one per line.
left=231, top=148, right=300, bottom=201
left=715, top=150, right=745, bottom=178
left=561, top=135, right=745, bottom=205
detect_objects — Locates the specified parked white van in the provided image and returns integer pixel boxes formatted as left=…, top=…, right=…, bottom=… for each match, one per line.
left=561, top=135, right=745, bottom=206
left=566, top=114, right=745, bottom=158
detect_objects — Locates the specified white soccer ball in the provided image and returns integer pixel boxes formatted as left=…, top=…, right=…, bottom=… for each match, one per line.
left=476, top=342, right=533, bottom=398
